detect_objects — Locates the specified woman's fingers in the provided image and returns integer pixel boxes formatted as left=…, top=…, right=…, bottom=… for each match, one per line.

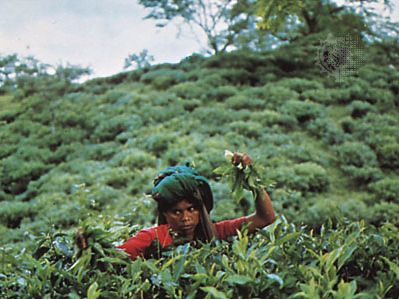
left=231, top=152, right=252, bottom=167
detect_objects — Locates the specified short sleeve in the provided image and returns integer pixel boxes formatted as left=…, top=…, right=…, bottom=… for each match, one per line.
left=214, top=216, right=248, bottom=240
left=117, top=225, right=172, bottom=260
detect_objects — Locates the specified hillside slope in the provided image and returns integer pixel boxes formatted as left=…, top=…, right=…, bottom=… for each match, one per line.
left=0, top=43, right=398, bottom=297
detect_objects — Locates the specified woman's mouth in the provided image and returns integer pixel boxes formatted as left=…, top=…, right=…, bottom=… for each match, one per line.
left=181, top=225, right=194, bottom=231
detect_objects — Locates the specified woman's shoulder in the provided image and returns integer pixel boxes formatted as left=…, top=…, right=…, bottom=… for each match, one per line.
left=139, top=224, right=170, bottom=237
left=214, top=216, right=248, bottom=240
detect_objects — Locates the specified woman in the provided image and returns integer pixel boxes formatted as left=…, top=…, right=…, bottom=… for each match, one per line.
left=117, top=153, right=275, bottom=260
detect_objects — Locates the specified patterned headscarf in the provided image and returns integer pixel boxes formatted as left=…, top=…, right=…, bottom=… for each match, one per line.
left=151, top=164, right=216, bottom=241
left=152, top=165, right=213, bottom=213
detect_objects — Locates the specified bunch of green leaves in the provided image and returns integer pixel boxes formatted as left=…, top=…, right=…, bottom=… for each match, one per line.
left=213, top=151, right=274, bottom=203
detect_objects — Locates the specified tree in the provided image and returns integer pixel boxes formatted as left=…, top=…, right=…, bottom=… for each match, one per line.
left=124, top=49, right=155, bottom=70
left=255, top=0, right=398, bottom=43
left=138, top=0, right=256, bottom=54
left=0, top=53, right=91, bottom=99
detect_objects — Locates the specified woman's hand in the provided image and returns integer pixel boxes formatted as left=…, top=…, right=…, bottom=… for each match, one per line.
left=225, top=150, right=253, bottom=169
left=223, top=150, right=276, bottom=230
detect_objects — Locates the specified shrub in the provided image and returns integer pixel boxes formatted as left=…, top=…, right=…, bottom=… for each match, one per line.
left=0, top=157, right=49, bottom=195
left=169, top=82, right=207, bottom=100
left=25, top=170, right=84, bottom=195
left=357, top=64, right=391, bottom=86
left=374, top=142, right=399, bottom=172
left=334, top=141, right=378, bottom=168
left=100, top=90, right=127, bottom=104
left=271, top=189, right=304, bottom=222
left=339, top=198, right=368, bottom=221
left=347, top=100, right=376, bottom=118
left=217, top=68, right=255, bottom=85
left=140, top=69, right=187, bottom=89
left=341, top=166, right=383, bottom=185
left=139, top=103, right=186, bottom=123
left=110, top=148, right=157, bottom=170
left=92, top=115, right=141, bottom=143
left=81, top=142, right=118, bottom=161
left=251, top=110, right=296, bottom=128
left=262, top=84, right=299, bottom=108
left=329, top=88, right=352, bottom=104
left=366, top=202, right=399, bottom=226
left=277, top=78, right=323, bottom=93
left=141, top=132, right=177, bottom=156
left=368, top=178, right=399, bottom=203
left=307, top=118, right=347, bottom=145
left=225, top=94, right=265, bottom=110
left=191, top=106, right=234, bottom=128
left=280, top=100, right=324, bottom=124
left=269, top=162, right=330, bottom=193
left=301, top=88, right=334, bottom=104
left=363, top=88, right=395, bottom=111
left=228, top=121, right=263, bottom=139
left=204, top=50, right=266, bottom=71
left=0, top=200, right=37, bottom=228
left=195, top=69, right=229, bottom=86
left=207, top=85, right=238, bottom=102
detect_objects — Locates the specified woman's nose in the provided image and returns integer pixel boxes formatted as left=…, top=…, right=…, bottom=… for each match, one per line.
left=182, top=211, right=190, bottom=221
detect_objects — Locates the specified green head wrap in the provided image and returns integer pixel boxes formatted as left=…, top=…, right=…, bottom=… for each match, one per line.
left=152, top=165, right=214, bottom=214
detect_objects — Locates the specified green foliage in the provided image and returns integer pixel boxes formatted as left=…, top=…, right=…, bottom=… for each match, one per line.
left=334, top=142, right=378, bottom=168
left=269, top=162, right=330, bottom=193
left=1, top=28, right=398, bottom=298
left=347, top=100, right=376, bottom=118
left=2, top=217, right=398, bottom=298
left=280, top=100, right=324, bottom=124
left=124, top=49, right=154, bottom=70
left=140, top=69, right=187, bottom=89
left=368, top=178, right=399, bottom=203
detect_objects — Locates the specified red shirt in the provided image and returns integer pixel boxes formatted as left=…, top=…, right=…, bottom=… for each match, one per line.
left=117, top=216, right=248, bottom=260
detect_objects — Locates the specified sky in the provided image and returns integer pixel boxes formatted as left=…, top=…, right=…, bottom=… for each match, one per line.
left=0, top=0, right=398, bottom=79
left=0, top=0, right=206, bottom=78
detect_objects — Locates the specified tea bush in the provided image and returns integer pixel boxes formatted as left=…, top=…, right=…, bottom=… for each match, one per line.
left=109, top=148, right=157, bottom=170
left=280, top=100, right=324, bottom=124
left=207, top=85, right=238, bottom=102
left=341, top=165, right=383, bottom=185
left=225, top=94, right=265, bottom=110
left=374, top=142, right=399, bottom=172
left=347, top=100, right=376, bottom=118
left=262, top=84, right=299, bottom=108
left=140, top=69, right=187, bottom=89
left=169, top=82, right=207, bottom=100
left=301, top=88, right=334, bottom=104
left=268, top=162, right=330, bottom=193
left=307, top=118, right=347, bottom=145
left=0, top=200, right=37, bottom=228
left=334, top=141, right=378, bottom=168
left=368, top=177, right=399, bottom=203
left=1, top=43, right=398, bottom=298
left=2, top=216, right=398, bottom=298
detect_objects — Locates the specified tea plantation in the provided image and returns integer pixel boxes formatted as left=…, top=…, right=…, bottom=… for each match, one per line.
left=0, top=39, right=398, bottom=298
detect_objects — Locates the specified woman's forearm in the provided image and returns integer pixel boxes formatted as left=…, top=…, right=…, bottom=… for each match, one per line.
left=246, top=188, right=276, bottom=232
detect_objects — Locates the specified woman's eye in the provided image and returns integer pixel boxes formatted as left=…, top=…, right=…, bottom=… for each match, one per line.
left=189, top=207, right=196, bottom=212
left=174, top=210, right=181, bottom=215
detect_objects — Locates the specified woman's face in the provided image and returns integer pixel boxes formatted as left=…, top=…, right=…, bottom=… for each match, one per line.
left=163, top=199, right=200, bottom=240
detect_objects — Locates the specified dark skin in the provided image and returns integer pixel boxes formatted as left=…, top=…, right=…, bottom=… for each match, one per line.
left=163, top=200, right=200, bottom=241
left=163, top=153, right=276, bottom=240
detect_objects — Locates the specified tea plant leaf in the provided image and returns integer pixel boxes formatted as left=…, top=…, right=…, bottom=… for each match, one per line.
left=337, top=244, right=357, bottom=271
left=200, top=286, right=228, bottom=299
left=225, top=274, right=252, bottom=285
left=266, top=273, right=284, bottom=287
left=381, top=257, right=399, bottom=280
left=87, top=281, right=101, bottom=299
left=335, top=280, right=357, bottom=299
